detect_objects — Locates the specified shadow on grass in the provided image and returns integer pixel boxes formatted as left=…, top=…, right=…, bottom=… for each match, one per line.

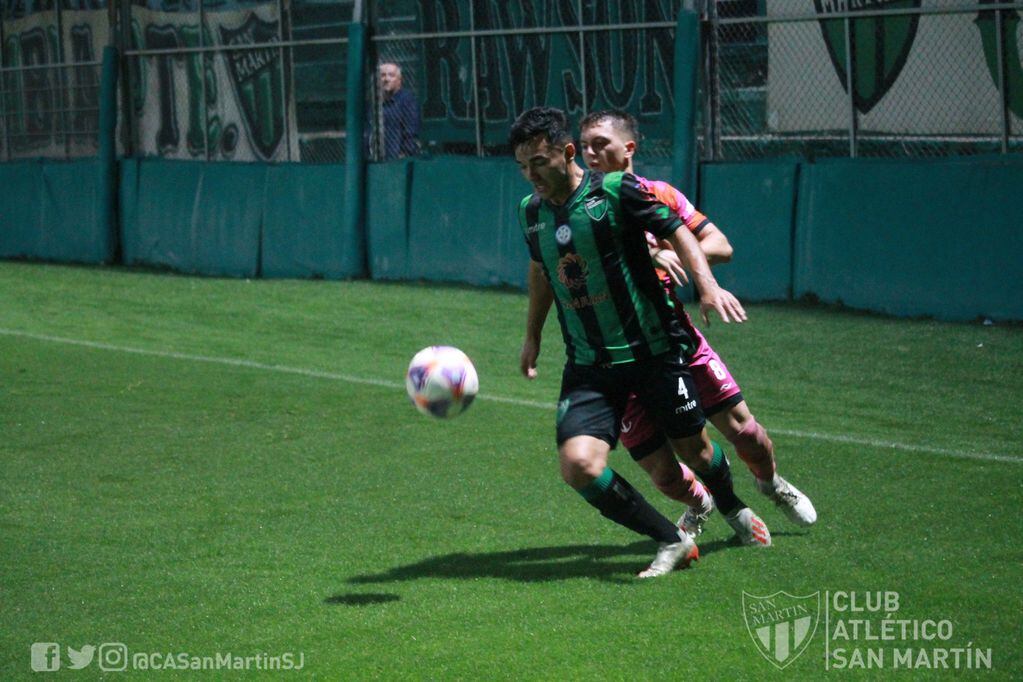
left=342, top=538, right=739, bottom=587
left=324, top=593, right=401, bottom=606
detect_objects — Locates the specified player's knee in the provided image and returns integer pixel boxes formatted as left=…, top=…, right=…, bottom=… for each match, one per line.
left=729, top=416, right=772, bottom=455
left=710, top=402, right=753, bottom=441
left=670, top=434, right=714, bottom=471
left=649, top=465, right=682, bottom=493
left=558, top=441, right=607, bottom=488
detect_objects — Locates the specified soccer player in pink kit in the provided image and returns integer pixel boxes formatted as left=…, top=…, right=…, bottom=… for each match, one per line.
left=579, top=109, right=816, bottom=543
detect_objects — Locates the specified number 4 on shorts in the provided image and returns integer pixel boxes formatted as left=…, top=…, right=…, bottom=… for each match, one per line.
left=678, top=377, right=689, bottom=399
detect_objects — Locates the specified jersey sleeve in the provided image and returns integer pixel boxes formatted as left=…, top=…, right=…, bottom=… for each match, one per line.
left=638, top=177, right=710, bottom=235
left=519, top=194, right=543, bottom=262
left=616, top=172, right=683, bottom=239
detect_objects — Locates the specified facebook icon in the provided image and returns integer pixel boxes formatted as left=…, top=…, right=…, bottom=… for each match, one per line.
left=31, top=643, right=60, bottom=671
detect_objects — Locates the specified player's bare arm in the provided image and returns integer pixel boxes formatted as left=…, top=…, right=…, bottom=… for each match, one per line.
left=521, top=260, right=554, bottom=379
left=651, top=221, right=733, bottom=281
left=695, top=223, right=733, bottom=264
left=664, top=227, right=747, bottom=326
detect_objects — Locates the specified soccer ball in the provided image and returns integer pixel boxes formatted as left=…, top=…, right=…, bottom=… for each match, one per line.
left=405, top=346, right=479, bottom=418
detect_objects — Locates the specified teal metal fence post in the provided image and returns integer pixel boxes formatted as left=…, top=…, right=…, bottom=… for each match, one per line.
left=672, top=9, right=699, bottom=195
left=342, top=21, right=367, bottom=276
left=98, top=45, right=119, bottom=262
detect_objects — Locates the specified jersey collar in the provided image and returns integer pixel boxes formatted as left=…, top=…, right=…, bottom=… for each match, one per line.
left=542, top=169, right=589, bottom=211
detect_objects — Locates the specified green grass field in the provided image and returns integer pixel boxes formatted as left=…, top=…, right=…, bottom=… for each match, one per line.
left=1, top=261, right=1021, bottom=679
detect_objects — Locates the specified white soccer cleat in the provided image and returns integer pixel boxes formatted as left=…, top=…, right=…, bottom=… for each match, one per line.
left=725, top=507, right=772, bottom=547
left=637, top=534, right=700, bottom=578
left=757, top=475, right=817, bottom=527
left=678, top=490, right=714, bottom=540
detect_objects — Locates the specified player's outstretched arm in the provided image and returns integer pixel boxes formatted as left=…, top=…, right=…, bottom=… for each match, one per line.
left=665, top=227, right=747, bottom=326
left=521, top=261, right=554, bottom=379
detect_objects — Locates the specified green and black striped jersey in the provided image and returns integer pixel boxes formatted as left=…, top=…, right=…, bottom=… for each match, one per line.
left=519, top=170, right=692, bottom=366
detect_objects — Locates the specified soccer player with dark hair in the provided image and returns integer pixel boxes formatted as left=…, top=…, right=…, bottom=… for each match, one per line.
left=577, top=108, right=817, bottom=539
left=509, top=106, right=755, bottom=577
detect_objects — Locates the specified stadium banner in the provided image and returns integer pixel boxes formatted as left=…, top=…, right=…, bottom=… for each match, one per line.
left=1, top=8, right=109, bottom=158
left=397, top=0, right=683, bottom=148
left=766, top=0, right=1023, bottom=134
left=128, top=0, right=298, bottom=161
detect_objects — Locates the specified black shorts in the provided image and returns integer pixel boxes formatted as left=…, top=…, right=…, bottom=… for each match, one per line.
left=555, top=351, right=706, bottom=448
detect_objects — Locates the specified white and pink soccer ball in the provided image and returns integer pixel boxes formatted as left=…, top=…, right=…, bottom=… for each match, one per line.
left=405, top=346, right=479, bottom=419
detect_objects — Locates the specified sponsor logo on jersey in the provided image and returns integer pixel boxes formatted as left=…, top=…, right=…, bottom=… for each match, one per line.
left=556, top=253, right=589, bottom=290
left=525, top=221, right=547, bottom=234
left=675, top=399, right=697, bottom=414
left=566, top=292, right=610, bottom=310
left=555, top=224, right=572, bottom=245
left=583, top=196, right=608, bottom=221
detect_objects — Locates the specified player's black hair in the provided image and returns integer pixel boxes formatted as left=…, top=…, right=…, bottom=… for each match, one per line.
left=509, top=107, right=574, bottom=150
left=579, top=108, right=640, bottom=142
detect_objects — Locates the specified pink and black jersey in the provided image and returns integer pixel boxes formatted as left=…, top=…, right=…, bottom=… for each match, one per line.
left=636, top=176, right=709, bottom=244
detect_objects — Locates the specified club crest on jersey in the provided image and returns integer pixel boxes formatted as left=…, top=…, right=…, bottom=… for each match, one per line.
left=555, top=224, right=572, bottom=245
left=584, top=196, right=608, bottom=221
left=556, top=253, right=589, bottom=290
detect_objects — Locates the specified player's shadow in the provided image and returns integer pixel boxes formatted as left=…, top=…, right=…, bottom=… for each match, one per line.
left=324, top=593, right=401, bottom=606
left=344, top=538, right=734, bottom=586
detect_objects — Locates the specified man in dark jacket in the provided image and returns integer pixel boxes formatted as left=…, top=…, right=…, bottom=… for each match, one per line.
left=376, top=62, right=420, bottom=159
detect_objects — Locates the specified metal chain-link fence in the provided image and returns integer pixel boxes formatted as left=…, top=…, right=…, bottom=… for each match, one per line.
left=366, top=1, right=685, bottom=163
left=122, top=0, right=352, bottom=163
left=5, top=0, right=1021, bottom=164
left=1, top=1, right=106, bottom=161
left=708, top=0, right=1023, bottom=161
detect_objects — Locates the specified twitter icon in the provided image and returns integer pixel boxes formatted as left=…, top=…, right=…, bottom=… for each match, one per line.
left=67, top=645, right=96, bottom=669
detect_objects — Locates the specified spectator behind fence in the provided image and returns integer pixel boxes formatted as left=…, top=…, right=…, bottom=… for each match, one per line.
left=375, top=62, right=420, bottom=159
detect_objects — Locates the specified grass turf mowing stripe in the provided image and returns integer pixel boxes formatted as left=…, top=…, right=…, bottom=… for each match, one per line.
left=2, top=326, right=1020, bottom=466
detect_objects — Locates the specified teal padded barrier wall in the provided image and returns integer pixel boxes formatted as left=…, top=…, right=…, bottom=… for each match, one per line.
left=120, top=159, right=263, bottom=277
left=367, top=160, right=413, bottom=280
left=263, top=164, right=351, bottom=278
left=794, top=156, right=1023, bottom=321
left=699, top=160, right=800, bottom=301
left=0, top=159, right=112, bottom=263
left=121, top=159, right=362, bottom=279
left=0, top=161, right=44, bottom=258
left=399, top=156, right=529, bottom=288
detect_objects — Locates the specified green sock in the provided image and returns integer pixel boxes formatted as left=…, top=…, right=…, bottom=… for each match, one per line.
left=701, top=441, right=744, bottom=516
left=710, top=440, right=726, bottom=471
left=578, top=466, right=614, bottom=501
left=578, top=468, right=680, bottom=543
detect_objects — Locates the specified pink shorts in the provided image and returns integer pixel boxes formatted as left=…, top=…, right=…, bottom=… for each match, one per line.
left=620, top=325, right=742, bottom=454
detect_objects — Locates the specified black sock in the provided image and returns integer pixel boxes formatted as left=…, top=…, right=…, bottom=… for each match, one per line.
left=580, top=468, right=681, bottom=543
left=698, top=442, right=744, bottom=516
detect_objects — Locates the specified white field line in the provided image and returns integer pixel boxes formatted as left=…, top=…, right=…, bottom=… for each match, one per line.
left=2, top=328, right=1020, bottom=466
